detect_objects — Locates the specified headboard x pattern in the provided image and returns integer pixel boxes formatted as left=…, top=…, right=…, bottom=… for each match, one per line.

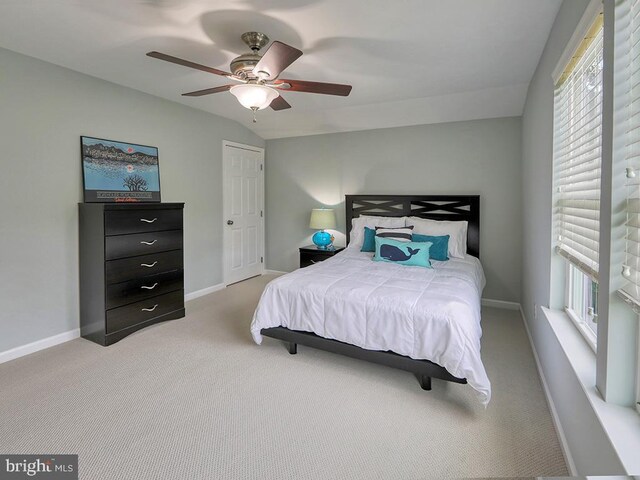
left=345, top=194, right=480, bottom=258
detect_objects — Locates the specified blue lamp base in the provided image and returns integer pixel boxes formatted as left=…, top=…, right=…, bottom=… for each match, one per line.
left=312, top=230, right=333, bottom=250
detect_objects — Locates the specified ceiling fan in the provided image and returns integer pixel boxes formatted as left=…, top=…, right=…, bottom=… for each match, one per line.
left=147, top=32, right=353, bottom=122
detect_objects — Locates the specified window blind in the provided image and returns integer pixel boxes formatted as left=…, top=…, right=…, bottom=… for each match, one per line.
left=617, top=0, right=640, bottom=304
left=553, top=14, right=604, bottom=282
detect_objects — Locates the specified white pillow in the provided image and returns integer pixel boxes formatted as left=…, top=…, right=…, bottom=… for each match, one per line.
left=348, top=215, right=406, bottom=249
left=407, top=217, right=468, bottom=258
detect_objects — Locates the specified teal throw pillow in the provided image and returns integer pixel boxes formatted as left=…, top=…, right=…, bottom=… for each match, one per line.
left=411, top=234, right=450, bottom=261
left=373, top=237, right=432, bottom=268
left=361, top=226, right=376, bottom=252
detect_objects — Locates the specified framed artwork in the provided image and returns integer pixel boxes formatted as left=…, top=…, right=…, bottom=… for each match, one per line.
left=81, top=136, right=161, bottom=202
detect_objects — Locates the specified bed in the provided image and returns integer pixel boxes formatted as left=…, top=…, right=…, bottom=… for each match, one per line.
left=251, top=194, right=491, bottom=405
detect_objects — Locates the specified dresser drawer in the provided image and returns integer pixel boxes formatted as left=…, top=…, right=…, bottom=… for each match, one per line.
left=106, top=250, right=183, bottom=284
left=106, top=270, right=184, bottom=309
left=105, top=208, right=183, bottom=235
left=105, top=230, right=183, bottom=260
left=106, top=290, right=184, bottom=334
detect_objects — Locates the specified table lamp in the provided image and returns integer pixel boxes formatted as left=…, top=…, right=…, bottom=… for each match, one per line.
left=309, top=208, right=336, bottom=250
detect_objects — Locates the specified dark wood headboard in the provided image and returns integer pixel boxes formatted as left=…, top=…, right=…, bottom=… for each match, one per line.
left=345, top=195, right=480, bottom=258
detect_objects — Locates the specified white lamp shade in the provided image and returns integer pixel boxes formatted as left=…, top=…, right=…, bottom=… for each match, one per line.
left=309, top=208, right=336, bottom=229
left=230, top=84, right=279, bottom=110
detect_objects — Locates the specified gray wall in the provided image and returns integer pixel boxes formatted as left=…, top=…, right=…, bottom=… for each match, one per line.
left=0, top=47, right=264, bottom=353
left=265, top=117, right=522, bottom=303
left=521, top=0, right=624, bottom=474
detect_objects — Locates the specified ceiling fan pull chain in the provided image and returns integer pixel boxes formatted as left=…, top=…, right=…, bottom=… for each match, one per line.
left=252, top=107, right=258, bottom=123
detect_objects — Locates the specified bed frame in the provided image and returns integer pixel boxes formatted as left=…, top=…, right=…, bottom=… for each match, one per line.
left=261, top=194, right=480, bottom=391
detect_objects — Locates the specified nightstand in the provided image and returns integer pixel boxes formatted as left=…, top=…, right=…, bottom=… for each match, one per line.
left=299, top=245, right=345, bottom=268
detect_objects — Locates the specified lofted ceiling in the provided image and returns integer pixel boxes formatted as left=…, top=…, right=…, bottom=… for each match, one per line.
left=0, top=0, right=561, bottom=139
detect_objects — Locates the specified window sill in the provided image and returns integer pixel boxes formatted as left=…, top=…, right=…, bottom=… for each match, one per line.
left=565, top=307, right=597, bottom=353
left=541, top=307, right=640, bottom=474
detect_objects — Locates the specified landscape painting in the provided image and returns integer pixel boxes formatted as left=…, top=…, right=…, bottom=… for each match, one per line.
left=81, top=136, right=161, bottom=202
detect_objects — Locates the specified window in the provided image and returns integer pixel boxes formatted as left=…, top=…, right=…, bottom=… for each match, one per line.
left=565, top=263, right=598, bottom=350
left=553, top=11, right=604, bottom=344
left=617, top=0, right=640, bottom=307
left=614, top=0, right=640, bottom=412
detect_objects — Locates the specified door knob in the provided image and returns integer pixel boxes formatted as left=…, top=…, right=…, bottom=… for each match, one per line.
left=227, top=220, right=234, bottom=225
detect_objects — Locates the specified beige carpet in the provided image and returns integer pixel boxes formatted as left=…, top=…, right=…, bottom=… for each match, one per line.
left=0, top=275, right=567, bottom=479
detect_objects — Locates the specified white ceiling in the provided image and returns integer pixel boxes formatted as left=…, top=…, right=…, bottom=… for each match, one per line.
left=0, top=0, right=561, bottom=139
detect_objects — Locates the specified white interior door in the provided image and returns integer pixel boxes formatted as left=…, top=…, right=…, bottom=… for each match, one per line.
left=223, top=141, right=264, bottom=285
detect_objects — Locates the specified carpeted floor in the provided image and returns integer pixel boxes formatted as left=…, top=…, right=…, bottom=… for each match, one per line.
left=0, top=274, right=568, bottom=479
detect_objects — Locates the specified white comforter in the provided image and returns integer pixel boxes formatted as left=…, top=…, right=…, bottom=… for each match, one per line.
left=251, top=248, right=491, bottom=405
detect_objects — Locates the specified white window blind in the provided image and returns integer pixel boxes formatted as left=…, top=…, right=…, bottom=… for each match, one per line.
left=553, top=14, right=604, bottom=282
left=617, top=0, right=640, bottom=305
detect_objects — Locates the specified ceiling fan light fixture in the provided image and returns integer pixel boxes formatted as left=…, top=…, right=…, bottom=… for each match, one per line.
left=230, top=84, right=279, bottom=111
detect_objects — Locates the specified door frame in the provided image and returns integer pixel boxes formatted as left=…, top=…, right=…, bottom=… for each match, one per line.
left=222, top=140, right=265, bottom=285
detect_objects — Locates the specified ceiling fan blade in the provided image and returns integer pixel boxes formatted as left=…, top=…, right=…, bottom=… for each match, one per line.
left=275, top=79, right=352, bottom=96
left=182, top=85, right=233, bottom=97
left=253, top=41, right=303, bottom=81
left=147, top=51, right=231, bottom=77
left=269, top=95, right=291, bottom=111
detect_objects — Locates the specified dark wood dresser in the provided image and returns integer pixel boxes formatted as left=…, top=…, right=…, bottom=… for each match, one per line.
left=79, top=203, right=185, bottom=346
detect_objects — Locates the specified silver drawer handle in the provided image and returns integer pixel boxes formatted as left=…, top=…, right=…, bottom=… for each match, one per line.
left=140, top=240, right=157, bottom=245
left=141, top=304, right=158, bottom=312
left=140, top=218, right=158, bottom=223
left=141, top=261, right=158, bottom=268
left=141, top=283, right=158, bottom=290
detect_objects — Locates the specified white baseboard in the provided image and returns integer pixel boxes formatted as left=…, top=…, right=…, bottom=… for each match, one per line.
left=0, top=329, right=80, bottom=365
left=519, top=305, right=578, bottom=476
left=264, top=269, right=288, bottom=275
left=1, top=283, right=227, bottom=364
left=481, top=298, right=521, bottom=310
left=185, top=272, right=287, bottom=300
left=185, top=283, right=226, bottom=301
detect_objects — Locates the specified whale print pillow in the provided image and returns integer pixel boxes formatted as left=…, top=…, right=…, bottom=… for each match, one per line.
left=373, top=237, right=433, bottom=268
